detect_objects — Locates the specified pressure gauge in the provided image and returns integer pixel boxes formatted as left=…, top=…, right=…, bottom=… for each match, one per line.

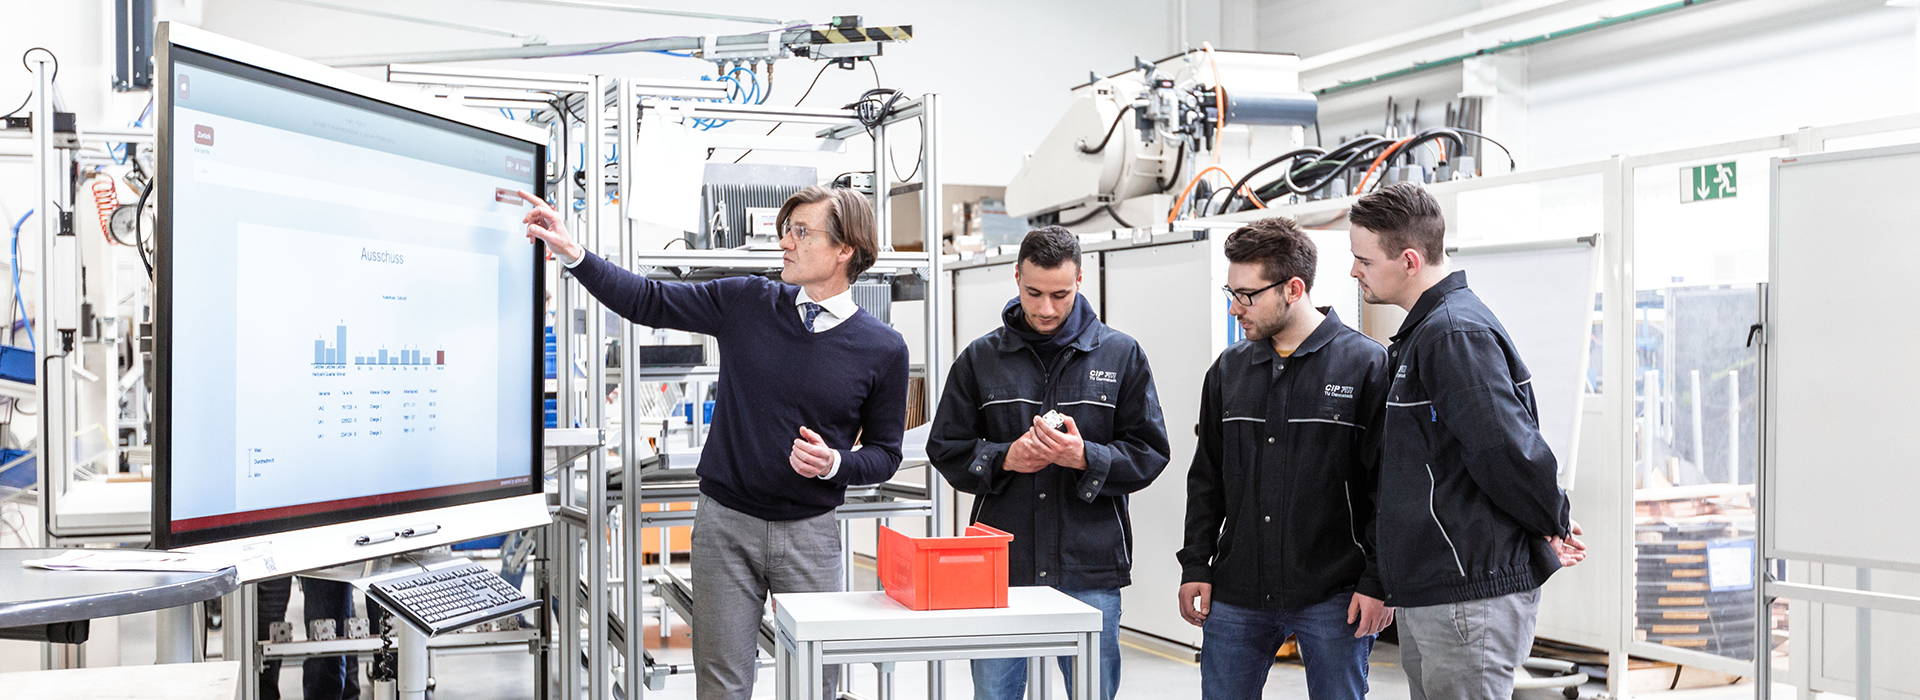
left=108, top=204, right=141, bottom=246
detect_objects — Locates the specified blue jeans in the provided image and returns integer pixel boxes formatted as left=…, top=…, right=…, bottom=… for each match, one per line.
left=257, top=577, right=361, bottom=700
left=1200, top=593, right=1372, bottom=700
left=971, top=587, right=1121, bottom=700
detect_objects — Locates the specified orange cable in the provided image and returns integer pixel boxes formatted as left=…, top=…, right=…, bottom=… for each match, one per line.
left=1167, top=166, right=1234, bottom=224
left=1352, top=138, right=1413, bottom=196
left=1166, top=166, right=1265, bottom=222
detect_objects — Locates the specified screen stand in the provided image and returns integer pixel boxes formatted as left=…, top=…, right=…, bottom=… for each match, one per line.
left=396, top=621, right=429, bottom=700
left=303, top=551, right=463, bottom=700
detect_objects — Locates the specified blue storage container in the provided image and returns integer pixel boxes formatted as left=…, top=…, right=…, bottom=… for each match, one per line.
left=678, top=400, right=715, bottom=424
left=0, top=344, right=32, bottom=385
left=0, top=448, right=35, bottom=490
left=544, top=326, right=557, bottom=380
left=452, top=535, right=508, bottom=551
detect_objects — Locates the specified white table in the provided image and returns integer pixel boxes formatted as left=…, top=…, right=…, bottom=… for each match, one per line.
left=0, top=660, right=240, bottom=699
left=772, top=586, right=1103, bottom=700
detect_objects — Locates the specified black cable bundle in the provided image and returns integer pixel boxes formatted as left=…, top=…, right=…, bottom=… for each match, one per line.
left=847, top=88, right=906, bottom=129
left=1205, top=125, right=1514, bottom=215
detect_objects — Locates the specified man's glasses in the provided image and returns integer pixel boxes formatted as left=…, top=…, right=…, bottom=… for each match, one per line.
left=782, top=222, right=833, bottom=243
left=1220, top=280, right=1287, bottom=306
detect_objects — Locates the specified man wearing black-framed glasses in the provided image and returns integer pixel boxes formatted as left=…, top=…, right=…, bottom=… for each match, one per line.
left=1177, top=217, right=1391, bottom=699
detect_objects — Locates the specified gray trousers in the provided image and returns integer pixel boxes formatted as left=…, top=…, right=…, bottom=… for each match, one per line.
left=691, top=494, right=843, bottom=700
left=1395, top=587, right=1540, bottom=700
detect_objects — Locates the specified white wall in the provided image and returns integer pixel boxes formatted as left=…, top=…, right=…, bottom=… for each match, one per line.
left=1257, top=0, right=1918, bottom=169
left=185, top=0, right=1178, bottom=187
left=1525, top=0, right=1915, bottom=166
left=1259, top=0, right=1487, bottom=57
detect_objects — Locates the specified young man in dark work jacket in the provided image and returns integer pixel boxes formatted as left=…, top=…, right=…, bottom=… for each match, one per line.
left=520, top=187, right=909, bottom=700
left=1346, top=183, right=1587, bottom=700
left=1176, top=218, right=1392, bottom=700
left=927, top=226, right=1170, bottom=700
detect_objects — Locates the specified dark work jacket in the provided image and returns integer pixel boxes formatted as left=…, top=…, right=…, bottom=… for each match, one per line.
left=1376, top=271, right=1573, bottom=608
left=1177, top=309, right=1390, bottom=610
left=927, top=295, right=1172, bottom=590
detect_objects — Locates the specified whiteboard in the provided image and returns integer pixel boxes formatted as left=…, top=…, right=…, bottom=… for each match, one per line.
left=1767, top=144, right=1920, bottom=571
left=1449, top=243, right=1599, bottom=485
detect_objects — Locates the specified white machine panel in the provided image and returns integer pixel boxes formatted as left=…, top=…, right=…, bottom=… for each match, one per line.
left=1102, top=239, right=1225, bottom=648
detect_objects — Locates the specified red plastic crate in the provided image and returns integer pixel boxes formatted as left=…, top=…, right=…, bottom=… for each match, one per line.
left=878, top=523, right=1014, bottom=611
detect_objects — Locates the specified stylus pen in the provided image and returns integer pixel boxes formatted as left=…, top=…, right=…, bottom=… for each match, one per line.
left=355, top=530, right=398, bottom=546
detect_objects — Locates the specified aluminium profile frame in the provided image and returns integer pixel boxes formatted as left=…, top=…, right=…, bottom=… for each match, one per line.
left=403, top=65, right=949, bottom=699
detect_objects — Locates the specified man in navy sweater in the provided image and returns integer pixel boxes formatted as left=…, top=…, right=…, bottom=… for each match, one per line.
left=520, top=187, right=910, bottom=699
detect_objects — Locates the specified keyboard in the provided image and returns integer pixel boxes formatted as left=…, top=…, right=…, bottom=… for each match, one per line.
left=366, top=562, right=540, bottom=636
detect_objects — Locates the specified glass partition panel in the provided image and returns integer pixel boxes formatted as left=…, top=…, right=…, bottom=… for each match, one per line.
left=1630, top=149, right=1783, bottom=664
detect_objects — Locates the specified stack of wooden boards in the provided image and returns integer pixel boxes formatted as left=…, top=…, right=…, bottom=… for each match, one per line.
left=1635, top=520, right=1754, bottom=656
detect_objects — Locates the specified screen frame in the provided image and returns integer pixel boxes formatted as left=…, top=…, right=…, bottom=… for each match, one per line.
left=152, top=24, right=548, bottom=550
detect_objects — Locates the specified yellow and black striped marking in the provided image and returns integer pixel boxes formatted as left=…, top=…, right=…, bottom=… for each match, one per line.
left=809, top=25, right=913, bottom=44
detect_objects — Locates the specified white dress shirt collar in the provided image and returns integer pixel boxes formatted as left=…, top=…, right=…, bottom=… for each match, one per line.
left=795, top=286, right=861, bottom=332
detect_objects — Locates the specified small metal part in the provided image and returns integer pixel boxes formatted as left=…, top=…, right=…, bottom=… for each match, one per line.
left=1041, top=410, right=1066, bottom=430
left=308, top=619, right=337, bottom=641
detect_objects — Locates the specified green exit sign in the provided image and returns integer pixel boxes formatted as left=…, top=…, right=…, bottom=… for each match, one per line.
left=1682, top=161, right=1737, bottom=203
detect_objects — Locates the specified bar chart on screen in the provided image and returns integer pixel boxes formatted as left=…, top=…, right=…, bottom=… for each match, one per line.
left=310, top=324, right=449, bottom=369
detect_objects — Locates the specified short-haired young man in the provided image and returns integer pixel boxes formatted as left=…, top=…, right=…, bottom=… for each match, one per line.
left=1346, top=183, right=1586, bottom=700
left=1176, top=218, right=1391, bottom=700
left=927, top=226, right=1171, bottom=700
left=520, top=186, right=909, bottom=700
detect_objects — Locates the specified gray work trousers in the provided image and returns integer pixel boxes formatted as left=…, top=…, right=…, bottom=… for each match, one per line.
left=691, top=494, right=843, bottom=700
left=1395, top=587, right=1541, bottom=700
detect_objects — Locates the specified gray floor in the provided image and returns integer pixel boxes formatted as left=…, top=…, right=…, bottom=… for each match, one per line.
left=425, top=630, right=1595, bottom=700
left=147, top=588, right=1577, bottom=700
left=98, top=559, right=1603, bottom=700
left=433, top=632, right=1411, bottom=700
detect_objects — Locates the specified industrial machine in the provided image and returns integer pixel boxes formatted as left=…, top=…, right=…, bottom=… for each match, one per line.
left=1005, top=50, right=1318, bottom=230
left=1006, top=49, right=1515, bottom=235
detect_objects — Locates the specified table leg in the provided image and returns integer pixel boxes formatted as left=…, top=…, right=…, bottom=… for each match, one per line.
left=1077, top=632, right=1098, bottom=700
left=1028, top=657, right=1049, bottom=700
left=776, top=633, right=791, bottom=700
left=155, top=602, right=195, bottom=664
left=802, top=640, right=823, bottom=700
left=928, top=659, right=944, bottom=700
left=875, top=662, right=894, bottom=700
